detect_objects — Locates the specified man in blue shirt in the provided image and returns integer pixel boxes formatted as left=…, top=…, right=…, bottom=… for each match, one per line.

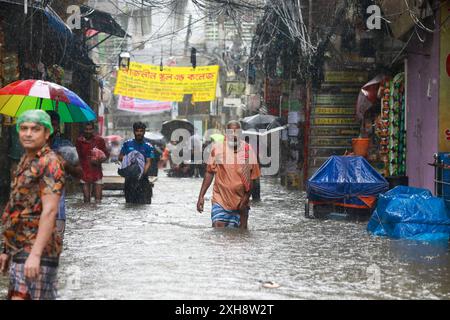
left=119, top=122, right=155, bottom=204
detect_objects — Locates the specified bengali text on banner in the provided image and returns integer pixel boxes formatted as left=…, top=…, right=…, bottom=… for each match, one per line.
left=114, top=62, right=219, bottom=102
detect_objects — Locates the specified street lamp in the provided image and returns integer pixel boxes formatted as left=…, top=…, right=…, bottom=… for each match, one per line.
left=119, top=52, right=131, bottom=71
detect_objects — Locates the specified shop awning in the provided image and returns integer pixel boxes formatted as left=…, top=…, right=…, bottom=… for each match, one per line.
left=0, top=1, right=73, bottom=41
left=80, top=5, right=129, bottom=38
left=43, top=6, right=74, bottom=44
left=0, top=1, right=74, bottom=64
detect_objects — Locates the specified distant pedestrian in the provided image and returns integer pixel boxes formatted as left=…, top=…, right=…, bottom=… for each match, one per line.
left=75, top=122, right=109, bottom=203
left=0, top=110, right=65, bottom=300
left=148, top=141, right=163, bottom=180
left=197, top=121, right=261, bottom=229
left=119, top=122, right=155, bottom=204
left=189, top=128, right=203, bottom=177
left=46, top=111, right=82, bottom=237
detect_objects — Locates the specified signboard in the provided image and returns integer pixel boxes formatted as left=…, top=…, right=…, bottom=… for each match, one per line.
left=114, top=62, right=219, bottom=102
left=315, top=107, right=355, bottom=115
left=313, top=117, right=359, bottom=126
left=324, top=71, right=368, bottom=83
left=310, top=137, right=352, bottom=147
left=311, top=127, right=360, bottom=136
left=310, top=147, right=349, bottom=158
left=440, top=2, right=450, bottom=152
left=226, top=82, right=246, bottom=96
left=223, top=98, right=242, bottom=108
left=315, top=94, right=358, bottom=105
left=118, top=96, right=173, bottom=114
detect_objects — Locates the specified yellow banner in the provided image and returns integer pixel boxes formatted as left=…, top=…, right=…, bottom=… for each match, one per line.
left=114, top=62, right=219, bottom=102
left=440, top=2, right=450, bottom=151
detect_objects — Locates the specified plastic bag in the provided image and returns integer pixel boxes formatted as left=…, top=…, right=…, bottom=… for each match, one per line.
left=57, top=146, right=79, bottom=165
left=91, top=147, right=106, bottom=162
left=118, top=162, right=141, bottom=180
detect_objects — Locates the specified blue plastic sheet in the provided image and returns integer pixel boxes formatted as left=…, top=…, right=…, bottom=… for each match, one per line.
left=367, top=186, right=450, bottom=241
left=307, top=156, right=389, bottom=201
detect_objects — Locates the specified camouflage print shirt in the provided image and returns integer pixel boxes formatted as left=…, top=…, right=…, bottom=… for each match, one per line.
left=1, top=145, right=65, bottom=258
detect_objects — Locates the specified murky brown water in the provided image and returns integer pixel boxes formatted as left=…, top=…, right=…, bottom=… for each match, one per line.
left=1, top=176, right=449, bottom=299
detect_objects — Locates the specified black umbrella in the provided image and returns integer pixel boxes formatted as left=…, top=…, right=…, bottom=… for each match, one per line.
left=240, top=114, right=278, bottom=130
left=161, top=119, right=194, bottom=141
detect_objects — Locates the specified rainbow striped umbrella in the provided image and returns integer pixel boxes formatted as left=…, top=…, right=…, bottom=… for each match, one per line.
left=0, top=80, right=96, bottom=122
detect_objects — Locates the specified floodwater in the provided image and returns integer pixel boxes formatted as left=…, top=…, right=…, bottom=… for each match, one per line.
left=1, top=176, right=449, bottom=299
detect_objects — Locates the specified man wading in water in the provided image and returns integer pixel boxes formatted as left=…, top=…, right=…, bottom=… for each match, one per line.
left=0, top=110, right=65, bottom=300
left=119, top=122, right=155, bottom=204
left=197, top=121, right=261, bottom=229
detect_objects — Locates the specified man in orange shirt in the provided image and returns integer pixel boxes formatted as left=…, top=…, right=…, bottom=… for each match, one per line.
left=197, top=121, right=261, bottom=229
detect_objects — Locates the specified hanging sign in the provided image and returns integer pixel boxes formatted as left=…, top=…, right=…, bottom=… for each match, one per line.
left=118, top=96, right=172, bottom=114
left=311, top=137, right=352, bottom=147
left=311, top=127, right=360, bottom=136
left=324, top=71, right=368, bottom=83
left=315, top=107, right=355, bottom=115
left=440, top=2, right=450, bottom=151
left=114, top=62, right=219, bottom=102
left=315, top=94, right=358, bottom=105
left=313, top=117, right=359, bottom=126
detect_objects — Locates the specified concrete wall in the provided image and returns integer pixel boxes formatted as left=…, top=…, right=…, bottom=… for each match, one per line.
left=406, top=27, right=440, bottom=192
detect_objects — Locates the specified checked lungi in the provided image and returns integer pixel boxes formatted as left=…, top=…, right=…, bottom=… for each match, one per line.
left=211, top=203, right=242, bottom=228
left=7, top=254, right=59, bottom=300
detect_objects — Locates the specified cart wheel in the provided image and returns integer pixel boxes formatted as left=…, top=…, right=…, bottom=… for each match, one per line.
left=305, top=199, right=311, bottom=218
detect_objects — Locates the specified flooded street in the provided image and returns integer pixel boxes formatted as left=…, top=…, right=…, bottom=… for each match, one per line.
left=3, top=176, right=448, bottom=300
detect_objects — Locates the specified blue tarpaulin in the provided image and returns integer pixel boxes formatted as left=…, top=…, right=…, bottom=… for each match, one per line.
left=367, top=186, right=450, bottom=241
left=307, top=156, right=389, bottom=207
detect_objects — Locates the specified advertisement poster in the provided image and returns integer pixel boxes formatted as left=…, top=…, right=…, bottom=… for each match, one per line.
left=118, top=96, right=172, bottom=114
left=440, top=2, right=450, bottom=152
left=114, top=62, right=219, bottom=102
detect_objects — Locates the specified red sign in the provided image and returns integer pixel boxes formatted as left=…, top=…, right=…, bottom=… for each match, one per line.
left=446, top=129, right=450, bottom=141
left=447, top=54, right=450, bottom=77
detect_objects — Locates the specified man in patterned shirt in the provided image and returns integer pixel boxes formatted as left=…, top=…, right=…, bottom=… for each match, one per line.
left=0, top=110, right=65, bottom=300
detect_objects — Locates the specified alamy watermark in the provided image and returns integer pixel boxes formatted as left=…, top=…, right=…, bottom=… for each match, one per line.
left=58, top=265, right=82, bottom=296
left=23, top=2, right=83, bottom=30
left=366, top=4, right=382, bottom=30
left=66, top=5, right=81, bottom=30
left=23, top=2, right=383, bottom=31
left=366, top=264, right=381, bottom=290
left=169, top=128, right=280, bottom=176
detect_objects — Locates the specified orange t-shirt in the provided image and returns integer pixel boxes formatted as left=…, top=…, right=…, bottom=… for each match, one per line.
left=207, top=141, right=261, bottom=210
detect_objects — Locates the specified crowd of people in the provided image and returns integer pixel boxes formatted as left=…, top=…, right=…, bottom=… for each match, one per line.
left=0, top=111, right=262, bottom=300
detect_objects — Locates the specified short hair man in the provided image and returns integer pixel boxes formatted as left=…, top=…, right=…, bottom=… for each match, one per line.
left=197, top=120, right=261, bottom=229
left=0, top=110, right=65, bottom=300
left=75, top=122, right=109, bottom=203
left=119, top=122, right=155, bottom=204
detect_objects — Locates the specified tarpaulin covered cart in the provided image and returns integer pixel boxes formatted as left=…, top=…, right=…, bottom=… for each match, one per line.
left=306, top=156, right=389, bottom=218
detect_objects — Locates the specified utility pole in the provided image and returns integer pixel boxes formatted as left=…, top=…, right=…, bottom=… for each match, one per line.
left=184, top=14, right=192, bottom=57
left=303, top=0, right=314, bottom=188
